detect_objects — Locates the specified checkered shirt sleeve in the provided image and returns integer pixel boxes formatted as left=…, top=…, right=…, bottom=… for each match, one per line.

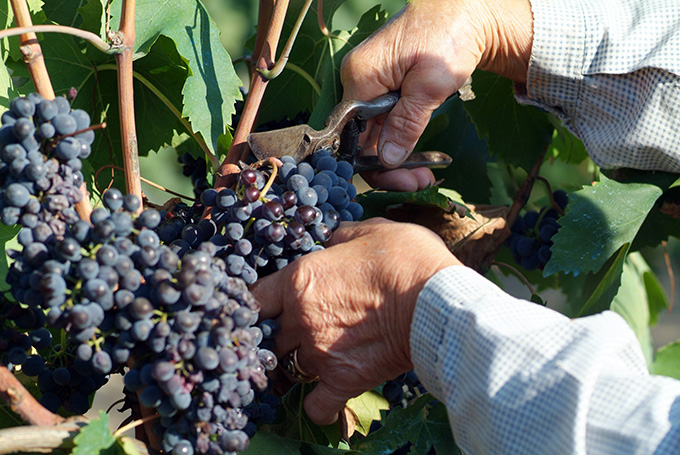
left=514, top=0, right=680, bottom=172
left=410, top=266, right=680, bottom=454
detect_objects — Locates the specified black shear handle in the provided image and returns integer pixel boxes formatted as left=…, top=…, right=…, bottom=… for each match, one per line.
left=324, top=92, right=400, bottom=130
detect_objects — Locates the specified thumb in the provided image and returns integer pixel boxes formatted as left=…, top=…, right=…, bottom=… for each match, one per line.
left=249, top=271, right=283, bottom=320
left=304, top=381, right=349, bottom=426
left=377, top=71, right=448, bottom=168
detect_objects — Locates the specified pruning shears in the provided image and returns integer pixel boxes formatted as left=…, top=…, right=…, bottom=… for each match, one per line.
left=246, top=92, right=453, bottom=173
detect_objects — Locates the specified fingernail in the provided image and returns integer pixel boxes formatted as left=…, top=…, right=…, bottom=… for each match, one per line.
left=381, top=142, right=408, bottom=166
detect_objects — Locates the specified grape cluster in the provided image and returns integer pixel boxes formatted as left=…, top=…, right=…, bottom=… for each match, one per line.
left=196, top=148, right=363, bottom=282
left=120, top=246, right=276, bottom=455
left=507, top=190, right=568, bottom=271
left=381, top=370, right=426, bottom=408
left=178, top=152, right=210, bottom=200
left=0, top=91, right=367, bottom=454
left=0, top=93, right=91, bottom=229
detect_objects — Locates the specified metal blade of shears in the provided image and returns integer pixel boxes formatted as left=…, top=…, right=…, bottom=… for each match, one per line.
left=248, top=92, right=400, bottom=163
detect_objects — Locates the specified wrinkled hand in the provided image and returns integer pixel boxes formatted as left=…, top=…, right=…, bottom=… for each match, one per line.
left=250, top=218, right=461, bottom=425
left=341, top=0, right=533, bottom=191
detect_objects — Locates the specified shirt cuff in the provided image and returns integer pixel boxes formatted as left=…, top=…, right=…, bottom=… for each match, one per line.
left=515, top=0, right=587, bottom=123
left=409, top=266, right=569, bottom=399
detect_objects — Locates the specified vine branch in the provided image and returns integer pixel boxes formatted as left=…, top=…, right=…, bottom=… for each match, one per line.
left=0, top=366, right=63, bottom=427
left=94, top=164, right=196, bottom=201
left=0, top=25, right=115, bottom=53
left=258, top=0, right=314, bottom=80
left=506, top=154, right=546, bottom=228
left=536, top=176, right=565, bottom=216
left=318, top=0, right=330, bottom=36
left=662, top=240, right=675, bottom=311
left=216, top=0, right=291, bottom=188
left=115, top=0, right=143, bottom=212
left=492, top=261, right=537, bottom=296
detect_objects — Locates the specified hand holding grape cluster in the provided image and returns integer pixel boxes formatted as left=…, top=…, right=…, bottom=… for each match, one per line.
left=251, top=218, right=461, bottom=426
left=0, top=92, right=370, bottom=455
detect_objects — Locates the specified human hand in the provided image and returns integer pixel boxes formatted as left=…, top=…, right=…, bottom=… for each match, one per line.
left=250, top=218, right=461, bottom=425
left=341, top=0, right=533, bottom=191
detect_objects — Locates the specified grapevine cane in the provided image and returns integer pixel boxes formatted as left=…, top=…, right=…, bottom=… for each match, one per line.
left=318, top=0, right=330, bottom=36
left=0, top=366, right=63, bottom=427
left=216, top=0, right=290, bottom=188
left=257, top=0, right=314, bottom=81
left=114, top=0, right=144, bottom=213
left=506, top=153, right=546, bottom=229
left=9, top=0, right=95, bottom=222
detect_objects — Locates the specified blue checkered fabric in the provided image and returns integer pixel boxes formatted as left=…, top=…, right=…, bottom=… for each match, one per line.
left=515, top=0, right=680, bottom=172
left=410, top=267, right=680, bottom=454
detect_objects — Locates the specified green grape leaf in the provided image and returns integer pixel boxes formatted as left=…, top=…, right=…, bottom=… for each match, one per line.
left=463, top=70, right=554, bottom=173
left=632, top=209, right=680, bottom=250
left=631, top=187, right=680, bottom=250
left=559, top=243, right=631, bottom=318
left=307, top=5, right=388, bottom=129
left=354, top=395, right=458, bottom=455
left=574, top=243, right=629, bottom=317
left=546, top=120, right=589, bottom=164
left=115, top=436, right=142, bottom=455
left=653, top=340, right=680, bottom=380
left=257, top=0, right=386, bottom=127
left=244, top=431, right=356, bottom=455
left=78, top=0, right=107, bottom=37
left=346, top=390, right=390, bottom=436
left=266, top=384, right=330, bottom=446
left=622, top=252, right=669, bottom=326
left=416, top=97, right=493, bottom=203
left=72, top=410, right=117, bottom=455
left=108, top=0, right=242, bottom=157
left=357, top=186, right=469, bottom=220
left=0, top=224, right=20, bottom=291
left=544, top=173, right=674, bottom=276
left=610, top=253, right=654, bottom=367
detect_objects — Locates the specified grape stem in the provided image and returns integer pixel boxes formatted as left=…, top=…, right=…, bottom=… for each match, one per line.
left=0, top=25, right=115, bottom=54
left=662, top=240, right=675, bottom=311
left=257, top=0, right=314, bottom=80
left=536, top=176, right=566, bottom=216
left=113, top=414, right=158, bottom=438
left=506, top=153, right=546, bottom=229
left=318, top=0, right=330, bottom=36
left=259, top=157, right=281, bottom=196
left=216, top=0, right=290, bottom=187
left=94, top=164, right=197, bottom=202
left=0, top=366, right=64, bottom=427
left=60, top=122, right=108, bottom=139
left=492, top=261, right=537, bottom=296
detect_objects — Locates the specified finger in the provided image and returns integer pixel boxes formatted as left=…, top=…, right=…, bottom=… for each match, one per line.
left=303, top=381, right=349, bottom=426
left=325, top=218, right=391, bottom=247
left=377, top=63, right=454, bottom=168
left=250, top=272, right=284, bottom=320
left=361, top=168, right=428, bottom=192
left=412, top=167, right=437, bottom=189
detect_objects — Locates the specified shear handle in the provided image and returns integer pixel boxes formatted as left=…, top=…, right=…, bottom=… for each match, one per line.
left=324, top=92, right=400, bottom=132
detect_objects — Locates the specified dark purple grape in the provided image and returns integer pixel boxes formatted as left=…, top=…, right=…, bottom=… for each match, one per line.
left=240, top=169, right=258, bottom=186
left=52, top=113, right=77, bottom=135
left=244, top=186, right=260, bottom=202
left=294, top=206, right=317, bottom=225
